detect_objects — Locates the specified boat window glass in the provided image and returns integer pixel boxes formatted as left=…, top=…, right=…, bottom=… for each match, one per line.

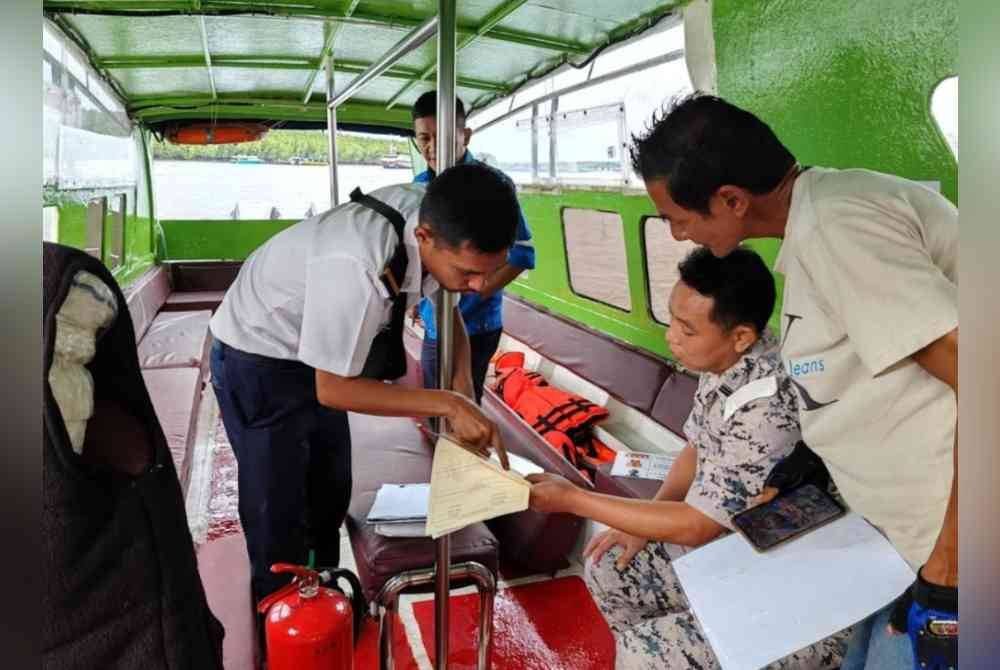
left=931, top=76, right=958, bottom=159
left=644, top=216, right=697, bottom=324
left=471, top=22, right=690, bottom=188
left=563, top=208, right=632, bottom=311
left=467, top=107, right=538, bottom=185
left=85, top=197, right=106, bottom=260
left=105, top=194, right=126, bottom=270
left=151, top=129, right=410, bottom=220
left=43, top=19, right=135, bottom=202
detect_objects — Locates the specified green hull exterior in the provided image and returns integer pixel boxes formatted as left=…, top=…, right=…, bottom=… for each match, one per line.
left=715, top=0, right=957, bottom=204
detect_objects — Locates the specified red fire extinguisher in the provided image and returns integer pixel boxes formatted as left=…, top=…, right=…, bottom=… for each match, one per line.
left=257, top=563, right=366, bottom=670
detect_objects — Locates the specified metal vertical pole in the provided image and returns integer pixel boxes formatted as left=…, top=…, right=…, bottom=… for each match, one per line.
left=617, top=103, right=628, bottom=185
left=530, top=102, right=539, bottom=182
left=326, top=54, right=340, bottom=207
left=434, top=0, right=458, bottom=667
left=548, top=96, right=559, bottom=181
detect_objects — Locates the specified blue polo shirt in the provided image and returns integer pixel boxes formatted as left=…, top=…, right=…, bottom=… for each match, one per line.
left=414, top=151, right=535, bottom=339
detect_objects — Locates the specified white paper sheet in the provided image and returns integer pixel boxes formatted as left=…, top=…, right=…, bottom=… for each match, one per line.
left=489, top=450, right=544, bottom=476
left=366, top=483, right=430, bottom=524
left=672, top=513, right=915, bottom=670
left=425, top=436, right=530, bottom=539
left=609, top=450, right=674, bottom=480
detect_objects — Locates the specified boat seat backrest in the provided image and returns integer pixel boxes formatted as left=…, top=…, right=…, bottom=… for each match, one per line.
left=501, top=295, right=672, bottom=415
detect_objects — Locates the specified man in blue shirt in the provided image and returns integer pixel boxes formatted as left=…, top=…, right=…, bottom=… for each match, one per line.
left=411, top=91, right=536, bottom=401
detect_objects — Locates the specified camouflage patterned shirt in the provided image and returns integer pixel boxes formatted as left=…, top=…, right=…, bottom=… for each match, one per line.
left=683, top=330, right=801, bottom=530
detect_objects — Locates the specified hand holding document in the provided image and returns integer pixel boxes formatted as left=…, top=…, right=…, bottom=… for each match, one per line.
left=424, top=434, right=535, bottom=539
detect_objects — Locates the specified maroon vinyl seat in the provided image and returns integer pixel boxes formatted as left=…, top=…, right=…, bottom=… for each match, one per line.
left=649, top=369, right=698, bottom=437
left=162, top=290, right=226, bottom=313
left=126, top=265, right=172, bottom=343
left=124, top=265, right=220, bottom=497
left=141, top=367, right=202, bottom=491
left=137, top=310, right=213, bottom=371
left=346, top=414, right=499, bottom=604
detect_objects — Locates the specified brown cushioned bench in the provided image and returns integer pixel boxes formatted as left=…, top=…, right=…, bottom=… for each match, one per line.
left=160, top=261, right=242, bottom=314
left=346, top=414, right=500, bottom=604
left=125, top=265, right=216, bottom=492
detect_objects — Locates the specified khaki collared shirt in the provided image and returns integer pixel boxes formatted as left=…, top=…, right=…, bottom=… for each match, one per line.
left=683, top=330, right=801, bottom=529
left=774, top=167, right=957, bottom=569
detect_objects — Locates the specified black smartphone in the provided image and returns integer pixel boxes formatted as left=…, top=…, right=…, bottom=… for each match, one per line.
left=731, top=483, right=847, bottom=552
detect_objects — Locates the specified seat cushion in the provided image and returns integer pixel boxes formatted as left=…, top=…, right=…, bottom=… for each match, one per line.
left=125, top=265, right=172, bottom=342
left=141, top=367, right=202, bottom=490
left=347, top=414, right=498, bottom=603
left=649, top=371, right=698, bottom=435
left=162, top=291, right=226, bottom=313
left=137, top=310, right=213, bottom=370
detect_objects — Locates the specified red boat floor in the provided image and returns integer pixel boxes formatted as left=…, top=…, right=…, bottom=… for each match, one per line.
left=193, top=406, right=615, bottom=669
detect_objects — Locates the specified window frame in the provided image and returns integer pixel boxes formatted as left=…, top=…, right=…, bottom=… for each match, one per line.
left=641, top=214, right=697, bottom=326
left=104, top=193, right=127, bottom=271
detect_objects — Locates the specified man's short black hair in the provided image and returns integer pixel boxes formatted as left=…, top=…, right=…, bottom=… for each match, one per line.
left=677, top=246, right=775, bottom=334
left=412, top=90, right=467, bottom=122
left=630, top=92, right=796, bottom=214
left=419, top=163, right=518, bottom=253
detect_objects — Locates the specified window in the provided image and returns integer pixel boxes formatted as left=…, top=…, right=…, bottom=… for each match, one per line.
left=85, top=197, right=105, bottom=260
left=563, top=208, right=631, bottom=311
left=931, top=76, right=958, bottom=159
left=644, top=216, right=696, bottom=324
left=105, top=194, right=126, bottom=270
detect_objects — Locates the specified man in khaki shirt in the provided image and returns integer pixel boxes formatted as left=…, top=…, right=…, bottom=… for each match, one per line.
left=629, top=93, right=957, bottom=670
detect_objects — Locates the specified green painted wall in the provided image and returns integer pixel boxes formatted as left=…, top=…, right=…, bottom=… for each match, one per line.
left=159, top=220, right=297, bottom=260
left=508, top=189, right=780, bottom=360
left=714, top=0, right=958, bottom=204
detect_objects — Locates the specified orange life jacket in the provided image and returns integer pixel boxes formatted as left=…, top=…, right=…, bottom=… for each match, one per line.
left=493, top=365, right=614, bottom=476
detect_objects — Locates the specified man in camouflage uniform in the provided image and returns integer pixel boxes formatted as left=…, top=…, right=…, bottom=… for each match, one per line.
left=528, top=247, right=849, bottom=668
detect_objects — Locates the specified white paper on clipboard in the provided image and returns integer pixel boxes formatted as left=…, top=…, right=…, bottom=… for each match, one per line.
left=672, top=513, right=915, bottom=670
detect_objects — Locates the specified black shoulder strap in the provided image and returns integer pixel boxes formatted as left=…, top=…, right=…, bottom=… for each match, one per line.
left=350, top=187, right=409, bottom=297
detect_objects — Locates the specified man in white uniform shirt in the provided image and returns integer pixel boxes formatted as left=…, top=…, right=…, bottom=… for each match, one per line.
left=209, top=164, right=519, bottom=601
left=629, top=93, right=957, bottom=669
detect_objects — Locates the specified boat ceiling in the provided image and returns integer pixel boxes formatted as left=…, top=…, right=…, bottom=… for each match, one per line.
left=44, top=1, right=681, bottom=134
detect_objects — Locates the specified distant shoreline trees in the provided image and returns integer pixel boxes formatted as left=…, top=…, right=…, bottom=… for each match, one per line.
left=151, top=129, right=410, bottom=165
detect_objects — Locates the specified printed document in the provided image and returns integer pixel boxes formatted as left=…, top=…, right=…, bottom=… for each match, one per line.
left=672, top=512, right=915, bottom=670
left=425, top=435, right=531, bottom=538
left=610, top=451, right=674, bottom=480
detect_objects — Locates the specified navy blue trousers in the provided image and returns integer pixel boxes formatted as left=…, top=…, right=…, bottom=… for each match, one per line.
left=420, top=328, right=502, bottom=403
left=210, top=341, right=352, bottom=600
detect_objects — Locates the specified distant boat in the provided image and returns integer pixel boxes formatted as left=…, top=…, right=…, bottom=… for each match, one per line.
left=231, top=155, right=264, bottom=164
left=380, top=153, right=412, bottom=169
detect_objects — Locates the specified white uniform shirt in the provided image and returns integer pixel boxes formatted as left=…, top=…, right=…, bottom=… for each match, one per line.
left=209, top=183, right=438, bottom=376
left=775, top=167, right=957, bottom=569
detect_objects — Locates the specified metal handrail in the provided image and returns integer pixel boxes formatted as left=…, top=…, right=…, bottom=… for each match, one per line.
left=327, top=15, right=438, bottom=110
left=470, top=48, right=685, bottom=134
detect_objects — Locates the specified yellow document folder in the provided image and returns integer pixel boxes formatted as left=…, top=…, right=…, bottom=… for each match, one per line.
left=425, top=435, right=532, bottom=539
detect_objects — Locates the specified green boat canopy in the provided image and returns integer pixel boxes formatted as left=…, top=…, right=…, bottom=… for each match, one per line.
left=44, top=0, right=682, bottom=133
